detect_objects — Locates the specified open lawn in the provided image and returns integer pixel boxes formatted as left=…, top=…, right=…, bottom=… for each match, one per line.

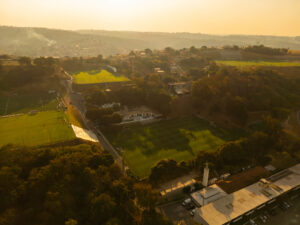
left=0, top=93, right=58, bottom=116
left=106, top=117, right=235, bottom=178
left=73, top=69, right=130, bottom=84
left=216, top=60, right=300, bottom=67
left=0, top=111, right=75, bottom=147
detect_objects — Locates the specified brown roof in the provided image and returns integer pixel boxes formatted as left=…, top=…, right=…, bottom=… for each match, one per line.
left=216, top=166, right=269, bottom=194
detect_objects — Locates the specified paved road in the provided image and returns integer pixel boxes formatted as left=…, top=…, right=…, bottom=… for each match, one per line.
left=61, top=69, right=123, bottom=169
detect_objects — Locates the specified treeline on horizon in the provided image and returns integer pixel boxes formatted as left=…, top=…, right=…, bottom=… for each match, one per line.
left=1, top=26, right=300, bottom=57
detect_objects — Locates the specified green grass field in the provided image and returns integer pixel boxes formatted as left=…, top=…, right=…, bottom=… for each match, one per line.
left=216, top=60, right=300, bottom=67
left=73, top=69, right=130, bottom=84
left=0, top=93, right=58, bottom=116
left=0, top=111, right=75, bottom=147
left=106, top=117, right=234, bottom=178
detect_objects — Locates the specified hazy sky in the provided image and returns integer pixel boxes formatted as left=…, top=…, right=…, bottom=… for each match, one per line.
left=1, top=0, right=300, bottom=36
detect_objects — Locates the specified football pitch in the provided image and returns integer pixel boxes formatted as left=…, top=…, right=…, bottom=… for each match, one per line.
left=106, top=117, right=234, bottom=178
left=216, top=60, right=300, bottom=67
left=0, top=111, right=75, bottom=147
left=73, top=69, right=130, bottom=84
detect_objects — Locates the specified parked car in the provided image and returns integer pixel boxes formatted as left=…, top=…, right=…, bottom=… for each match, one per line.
left=259, top=215, right=267, bottom=223
left=283, top=201, right=290, bottom=208
left=190, top=209, right=196, bottom=217
left=279, top=203, right=287, bottom=211
left=182, top=198, right=192, bottom=206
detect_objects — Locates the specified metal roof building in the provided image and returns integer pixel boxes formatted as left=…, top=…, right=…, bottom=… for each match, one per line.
left=194, top=163, right=300, bottom=225
left=191, top=184, right=227, bottom=207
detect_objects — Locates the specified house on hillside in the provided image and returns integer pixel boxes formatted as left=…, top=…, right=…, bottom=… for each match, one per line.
left=154, top=67, right=165, bottom=74
left=119, top=106, right=162, bottom=124
left=170, top=65, right=179, bottom=74
left=168, top=82, right=191, bottom=96
left=107, top=65, right=117, bottom=73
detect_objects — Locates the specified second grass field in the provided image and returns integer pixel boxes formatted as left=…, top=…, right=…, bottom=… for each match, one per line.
left=106, top=117, right=235, bottom=178
left=73, top=69, right=130, bottom=84
left=216, top=60, right=300, bottom=67
left=0, top=111, right=75, bottom=147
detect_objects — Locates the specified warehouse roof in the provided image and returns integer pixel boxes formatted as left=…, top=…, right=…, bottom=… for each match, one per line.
left=194, top=163, right=300, bottom=225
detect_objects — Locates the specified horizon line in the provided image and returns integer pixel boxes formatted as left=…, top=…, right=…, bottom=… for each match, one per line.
left=1, top=24, right=299, bottom=38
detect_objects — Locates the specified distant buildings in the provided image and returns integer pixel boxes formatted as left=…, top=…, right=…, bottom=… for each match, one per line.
left=168, top=82, right=191, bottom=95
left=107, top=65, right=117, bottom=73
left=101, top=102, right=121, bottom=109
left=154, top=67, right=165, bottom=74
left=170, top=65, right=179, bottom=74
left=119, top=106, right=161, bottom=124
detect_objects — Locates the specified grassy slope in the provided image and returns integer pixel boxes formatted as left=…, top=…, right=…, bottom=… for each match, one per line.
left=107, top=117, right=234, bottom=178
left=216, top=60, right=300, bottom=67
left=73, top=70, right=130, bottom=84
left=0, top=111, right=75, bottom=147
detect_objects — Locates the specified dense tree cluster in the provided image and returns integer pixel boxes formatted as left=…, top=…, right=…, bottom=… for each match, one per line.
left=192, top=67, right=300, bottom=125
left=0, top=143, right=170, bottom=225
left=244, top=45, right=289, bottom=56
left=0, top=58, right=59, bottom=92
left=149, top=160, right=190, bottom=185
left=60, top=55, right=105, bottom=72
left=86, top=107, right=122, bottom=125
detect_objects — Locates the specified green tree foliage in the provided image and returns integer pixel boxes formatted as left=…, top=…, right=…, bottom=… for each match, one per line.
left=0, top=144, right=168, bottom=225
left=192, top=67, right=300, bottom=126
left=244, top=45, right=288, bottom=55
left=225, top=96, right=248, bottom=125
left=149, top=160, right=189, bottom=184
left=141, top=209, right=172, bottom=225
left=134, top=183, right=158, bottom=209
left=0, top=61, right=57, bottom=91
left=86, top=108, right=122, bottom=125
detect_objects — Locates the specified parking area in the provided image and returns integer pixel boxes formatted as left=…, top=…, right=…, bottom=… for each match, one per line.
left=159, top=189, right=300, bottom=225
left=158, top=199, right=197, bottom=225
left=239, top=191, right=300, bottom=225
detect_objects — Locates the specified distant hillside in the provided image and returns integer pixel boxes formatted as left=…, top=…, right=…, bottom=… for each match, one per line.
left=1, top=26, right=300, bottom=57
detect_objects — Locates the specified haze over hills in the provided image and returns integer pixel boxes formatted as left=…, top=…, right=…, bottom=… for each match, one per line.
left=1, top=26, right=300, bottom=57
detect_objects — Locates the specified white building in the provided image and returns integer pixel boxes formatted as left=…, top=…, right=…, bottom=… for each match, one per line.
left=191, top=184, right=227, bottom=207
left=193, top=163, right=300, bottom=225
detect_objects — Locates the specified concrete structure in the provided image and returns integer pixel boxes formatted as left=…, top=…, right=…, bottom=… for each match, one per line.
left=203, top=163, right=210, bottom=187
left=119, top=106, right=161, bottom=124
left=191, top=184, right=227, bottom=207
left=71, top=125, right=99, bottom=143
left=194, top=163, right=300, bottom=225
